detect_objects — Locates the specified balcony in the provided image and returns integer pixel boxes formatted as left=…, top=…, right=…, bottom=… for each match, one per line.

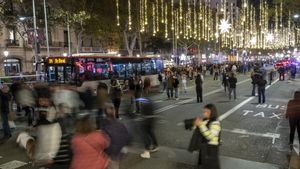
left=5, top=39, right=20, bottom=47
left=49, top=41, right=73, bottom=48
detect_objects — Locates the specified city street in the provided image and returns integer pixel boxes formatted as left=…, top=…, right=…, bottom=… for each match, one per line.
left=0, top=74, right=299, bottom=169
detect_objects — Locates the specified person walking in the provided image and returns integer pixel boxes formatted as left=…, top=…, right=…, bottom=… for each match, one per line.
left=0, top=85, right=12, bottom=141
left=222, top=71, right=229, bottom=92
left=139, top=97, right=159, bottom=159
left=166, top=75, right=174, bottom=99
left=134, top=75, right=143, bottom=114
left=173, top=76, right=180, bottom=100
left=213, top=66, right=219, bottom=80
left=257, top=75, right=267, bottom=104
left=96, top=82, right=109, bottom=129
left=102, top=103, right=130, bottom=169
left=251, top=70, right=258, bottom=96
left=195, top=73, right=204, bottom=103
left=110, top=79, right=122, bottom=119
left=278, top=66, right=285, bottom=81
left=181, top=72, right=187, bottom=93
left=190, top=104, right=221, bottom=169
left=286, top=91, right=300, bottom=150
left=228, top=73, right=237, bottom=100
left=70, top=114, right=110, bottom=169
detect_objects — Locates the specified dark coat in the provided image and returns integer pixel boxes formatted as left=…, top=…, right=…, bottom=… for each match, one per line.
left=103, top=119, right=130, bottom=160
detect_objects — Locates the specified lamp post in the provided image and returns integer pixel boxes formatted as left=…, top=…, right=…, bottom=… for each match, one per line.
left=32, top=0, right=40, bottom=81
left=3, top=50, right=9, bottom=57
left=3, top=50, right=9, bottom=76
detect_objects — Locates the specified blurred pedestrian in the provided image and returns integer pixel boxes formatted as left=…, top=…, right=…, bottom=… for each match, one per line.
left=166, top=75, right=174, bottom=99
left=70, top=114, right=110, bottom=169
left=257, top=75, right=267, bottom=104
left=195, top=73, right=203, bottom=103
left=144, top=77, right=151, bottom=95
left=96, top=82, right=109, bottom=129
left=222, top=71, right=229, bottom=92
left=278, top=66, right=285, bottom=81
left=173, top=76, right=180, bottom=100
left=228, top=73, right=237, bottom=100
left=49, top=103, right=74, bottom=169
left=286, top=91, right=300, bottom=150
left=103, top=103, right=130, bottom=169
left=0, top=85, right=12, bottom=141
left=134, top=75, right=143, bottom=114
left=110, top=79, right=122, bottom=119
left=139, top=97, right=158, bottom=159
left=181, top=72, right=187, bottom=93
left=192, top=104, right=221, bottom=169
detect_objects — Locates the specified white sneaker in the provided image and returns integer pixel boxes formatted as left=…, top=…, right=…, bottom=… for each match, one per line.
left=140, top=151, right=150, bottom=159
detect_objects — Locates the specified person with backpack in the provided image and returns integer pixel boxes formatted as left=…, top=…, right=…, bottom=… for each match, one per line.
left=195, top=73, right=204, bottom=103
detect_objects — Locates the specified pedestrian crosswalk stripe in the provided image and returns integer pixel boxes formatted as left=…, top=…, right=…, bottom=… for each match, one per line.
left=0, top=160, right=27, bottom=169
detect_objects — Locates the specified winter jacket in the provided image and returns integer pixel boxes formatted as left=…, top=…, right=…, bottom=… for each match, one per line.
left=70, top=131, right=110, bottom=169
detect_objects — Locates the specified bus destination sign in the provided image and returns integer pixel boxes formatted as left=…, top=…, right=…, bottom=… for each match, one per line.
left=48, top=58, right=67, bottom=64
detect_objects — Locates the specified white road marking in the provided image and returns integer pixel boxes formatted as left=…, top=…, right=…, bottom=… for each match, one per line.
left=223, top=128, right=280, bottom=144
left=294, top=141, right=299, bottom=156
left=219, top=79, right=279, bottom=121
left=0, top=160, right=27, bottom=169
left=154, top=78, right=251, bottom=114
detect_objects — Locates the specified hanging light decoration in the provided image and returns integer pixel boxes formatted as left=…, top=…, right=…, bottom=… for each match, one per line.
left=153, top=3, right=156, bottom=36
left=219, top=19, right=231, bottom=34
left=116, top=0, right=120, bottom=26
left=128, top=0, right=132, bottom=30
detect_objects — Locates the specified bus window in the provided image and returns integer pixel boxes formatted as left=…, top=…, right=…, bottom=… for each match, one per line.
left=65, top=66, right=73, bottom=82
left=57, top=66, right=64, bottom=82
left=113, top=64, right=126, bottom=79
left=48, top=66, right=56, bottom=82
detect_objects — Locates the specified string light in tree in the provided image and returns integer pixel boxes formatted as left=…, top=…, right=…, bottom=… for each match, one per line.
left=156, top=0, right=159, bottom=32
left=145, top=0, right=148, bottom=25
left=128, top=0, right=132, bottom=30
left=116, top=0, right=120, bottom=26
left=161, top=0, right=164, bottom=23
left=153, top=3, right=156, bottom=36
left=165, top=2, right=168, bottom=38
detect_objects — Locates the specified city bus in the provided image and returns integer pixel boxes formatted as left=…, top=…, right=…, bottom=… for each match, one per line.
left=44, top=53, right=164, bottom=87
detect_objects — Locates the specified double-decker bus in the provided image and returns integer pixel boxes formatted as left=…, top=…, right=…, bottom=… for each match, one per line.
left=45, top=53, right=164, bottom=87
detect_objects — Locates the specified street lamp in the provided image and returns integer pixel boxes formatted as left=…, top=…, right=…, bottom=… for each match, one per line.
left=294, top=14, right=300, bottom=19
left=3, top=50, right=9, bottom=57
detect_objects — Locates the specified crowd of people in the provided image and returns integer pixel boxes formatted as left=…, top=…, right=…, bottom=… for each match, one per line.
left=0, top=60, right=298, bottom=169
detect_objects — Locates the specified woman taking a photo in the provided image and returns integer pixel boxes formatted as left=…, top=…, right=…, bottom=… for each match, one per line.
left=192, top=104, right=221, bottom=169
left=70, top=114, right=110, bottom=169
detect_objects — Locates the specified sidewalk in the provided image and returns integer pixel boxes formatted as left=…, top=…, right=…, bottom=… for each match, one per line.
left=119, top=143, right=280, bottom=169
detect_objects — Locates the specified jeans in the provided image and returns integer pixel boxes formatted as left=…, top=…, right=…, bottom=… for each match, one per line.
left=229, top=88, right=236, bottom=100
left=174, top=88, right=179, bottom=98
left=258, top=87, right=265, bottom=103
left=167, top=88, right=174, bottom=98
left=1, top=112, right=11, bottom=137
